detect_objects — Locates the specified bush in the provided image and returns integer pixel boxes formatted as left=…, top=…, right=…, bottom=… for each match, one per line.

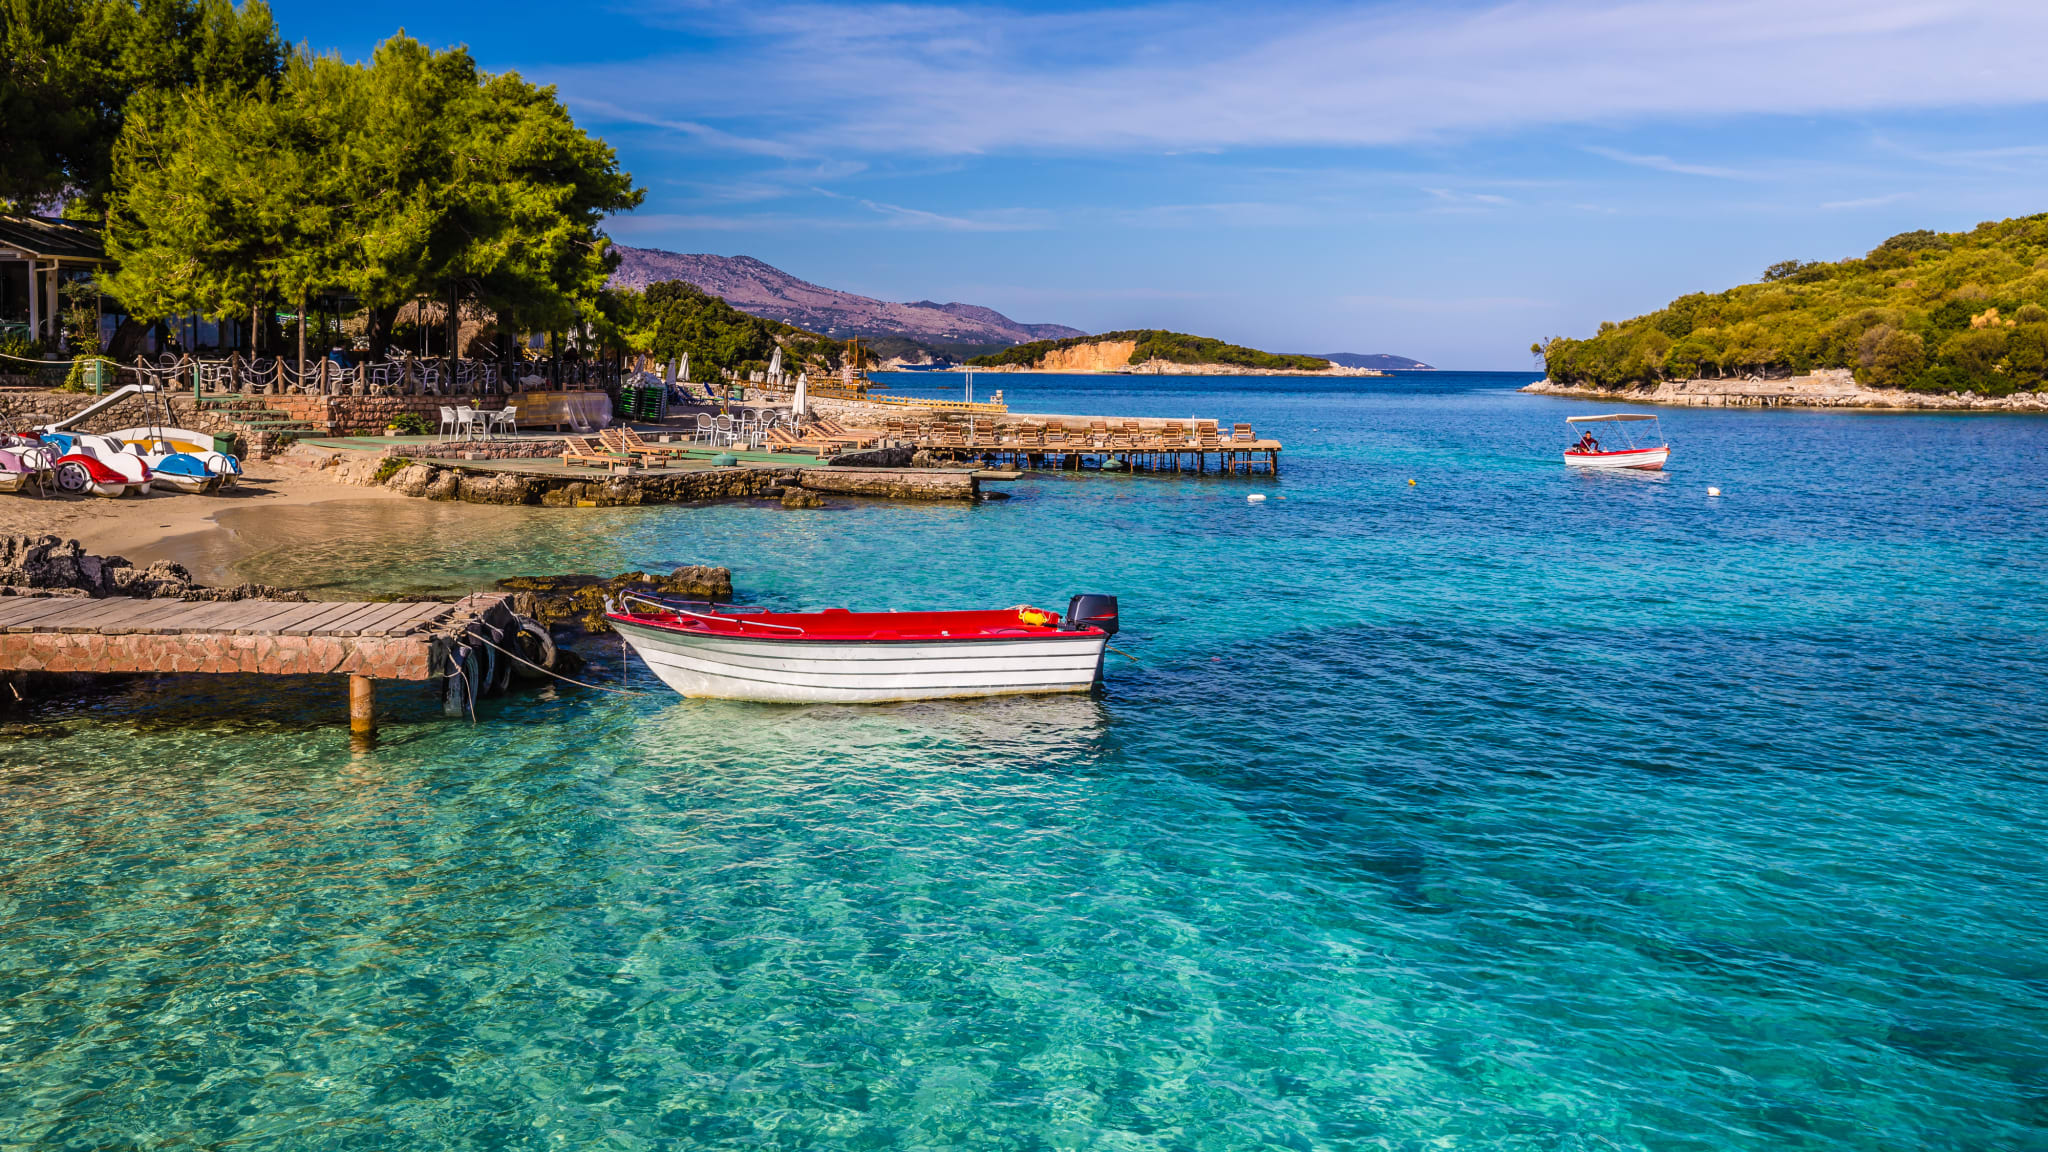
left=373, top=456, right=408, bottom=484
left=389, top=411, right=430, bottom=435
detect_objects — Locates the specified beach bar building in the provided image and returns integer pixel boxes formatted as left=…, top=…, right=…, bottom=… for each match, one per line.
left=0, top=214, right=110, bottom=349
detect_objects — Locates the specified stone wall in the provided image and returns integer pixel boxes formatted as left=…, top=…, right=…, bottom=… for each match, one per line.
left=796, top=467, right=977, bottom=501
left=0, top=391, right=240, bottom=441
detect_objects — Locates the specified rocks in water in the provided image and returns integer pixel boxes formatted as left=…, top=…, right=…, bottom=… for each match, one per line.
left=831, top=445, right=916, bottom=468
left=498, top=565, right=734, bottom=634
left=385, top=463, right=440, bottom=497
left=780, top=487, right=826, bottom=509
left=0, top=535, right=307, bottom=601
left=909, top=449, right=938, bottom=468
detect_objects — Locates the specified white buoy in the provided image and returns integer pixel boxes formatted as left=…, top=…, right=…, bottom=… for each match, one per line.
left=1707, top=486, right=1722, bottom=497
left=1247, top=493, right=1266, bottom=503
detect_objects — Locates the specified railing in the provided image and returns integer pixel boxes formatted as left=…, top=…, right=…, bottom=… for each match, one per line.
left=112, top=355, right=619, bottom=398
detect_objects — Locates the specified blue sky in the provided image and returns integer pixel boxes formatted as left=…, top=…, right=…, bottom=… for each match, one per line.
left=272, top=0, right=2048, bottom=367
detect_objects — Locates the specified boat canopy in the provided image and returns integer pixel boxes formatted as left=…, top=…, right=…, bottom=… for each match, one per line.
left=1566, top=413, right=1659, bottom=423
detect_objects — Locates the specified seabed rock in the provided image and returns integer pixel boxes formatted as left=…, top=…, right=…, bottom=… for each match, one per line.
left=780, top=487, right=826, bottom=509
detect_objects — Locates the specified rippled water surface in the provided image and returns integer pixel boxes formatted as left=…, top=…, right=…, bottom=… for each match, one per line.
left=7, top=372, right=2048, bottom=1150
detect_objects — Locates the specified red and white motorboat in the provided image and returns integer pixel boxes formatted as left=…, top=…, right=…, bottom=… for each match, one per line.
left=606, top=595, right=1120, bottom=703
left=1562, top=413, right=1670, bottom=470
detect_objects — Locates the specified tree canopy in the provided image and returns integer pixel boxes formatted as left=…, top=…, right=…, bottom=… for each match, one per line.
left=623, top=281, right=847, bottom=382
left=1541, top=214, right=2048, bottom=396
left=967, top=330, right=1332, bottom=371
left=101, top=33, right=642, bottom=337
left=0, top=0, right=285, bottom=211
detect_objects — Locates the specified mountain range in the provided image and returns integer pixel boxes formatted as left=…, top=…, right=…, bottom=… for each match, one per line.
left=1318, top=353, right=1434, bottom=370
left=609, top=247, right=1084, bottom=353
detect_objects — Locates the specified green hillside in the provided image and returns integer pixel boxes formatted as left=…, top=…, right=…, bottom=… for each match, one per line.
left=967, top=329, right=1330, bottom=372
left=1541, top=215, right=2048, bottom=395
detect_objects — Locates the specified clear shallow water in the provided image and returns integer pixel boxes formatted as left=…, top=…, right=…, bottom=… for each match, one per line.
left=8, top=372, right=2048, bottom=1149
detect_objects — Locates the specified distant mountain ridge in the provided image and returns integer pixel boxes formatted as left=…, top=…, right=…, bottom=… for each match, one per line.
left=1319, top=352, right=1434, bottom=370
left=608, top=247, right=1084, bottom=348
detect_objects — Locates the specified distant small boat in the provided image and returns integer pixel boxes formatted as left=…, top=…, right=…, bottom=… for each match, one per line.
left=1563, top=413, right=1670, bottom=471
left=606, top=595, right=1120, bottom=703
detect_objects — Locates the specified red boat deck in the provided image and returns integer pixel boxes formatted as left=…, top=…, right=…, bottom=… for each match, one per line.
left=609, top=605, right=1097, bottom=642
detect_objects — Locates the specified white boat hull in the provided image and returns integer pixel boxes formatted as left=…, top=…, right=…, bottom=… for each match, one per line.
left=1564, top=446, right=1669, bottom=470
left=613, top=617, right=1109, bottom=703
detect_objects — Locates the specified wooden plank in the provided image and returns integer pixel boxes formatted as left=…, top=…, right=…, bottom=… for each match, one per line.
left=0, top=597, right=104, bottom=631
left=252, top=602, right=346, bottom=636
left=307, top=601, right=402, bottom=636
left=320, top=603, right=404, bottom=636
left=352, top=602, right=436, bottom=636
left=175, top=600, right=300, bottom=635
left=0, top=597, right=84, bottom=629
left=280, top=601, right=373, bottom=636
left=377, top=602, right=454, bottom=635
left=339, top=602, right=423, bottom=636
left=79, top=598, right=183, bottom=634
left=233, top=601, right=343, bottom=635
left=43, top=600, right=146, bottom=633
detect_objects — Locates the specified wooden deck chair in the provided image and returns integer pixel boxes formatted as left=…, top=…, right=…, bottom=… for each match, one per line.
left=599, top=427, right=674, bottom=465
left=763, top=427, right=835, bottom=455
left=561, top=435, right=622, bottom=468
left=1232, top=423, right=1256, bottom=442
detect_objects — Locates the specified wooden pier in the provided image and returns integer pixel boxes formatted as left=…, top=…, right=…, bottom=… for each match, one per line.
left=0, top=592, right=530, bottom=735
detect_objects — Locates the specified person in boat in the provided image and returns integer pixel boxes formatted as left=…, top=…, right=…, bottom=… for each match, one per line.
left=1575, top=431, right=1599, bottom=453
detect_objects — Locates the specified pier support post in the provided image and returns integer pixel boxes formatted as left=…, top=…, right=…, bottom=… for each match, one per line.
left=349, top=674, right=376, bottom=741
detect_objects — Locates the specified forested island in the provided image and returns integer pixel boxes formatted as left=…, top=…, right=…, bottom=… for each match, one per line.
left=968, top=330, right=1337, bottom=373
left=1538, top=215, right=2048, bottom=398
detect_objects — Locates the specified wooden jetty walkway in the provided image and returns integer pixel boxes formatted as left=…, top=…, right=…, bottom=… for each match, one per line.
left=0, top=593, right=527, bottom=736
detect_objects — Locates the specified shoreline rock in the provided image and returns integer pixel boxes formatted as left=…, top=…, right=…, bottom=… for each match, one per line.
left=1523, top=369, right=2048, bottom=411
left=0, top=535, right=307, bottom=602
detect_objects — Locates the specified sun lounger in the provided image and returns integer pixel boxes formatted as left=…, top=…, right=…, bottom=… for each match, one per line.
left=561, top=435, right=623, bottom=469
left=763, top=427, right=836, bottom=455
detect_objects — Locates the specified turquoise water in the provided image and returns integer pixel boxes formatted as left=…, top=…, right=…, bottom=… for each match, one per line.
left=6, top=371, right=2048, bottom=1149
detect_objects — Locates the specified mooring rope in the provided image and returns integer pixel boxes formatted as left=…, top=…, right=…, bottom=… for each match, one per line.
left=470, top=632, right=664, bottom=698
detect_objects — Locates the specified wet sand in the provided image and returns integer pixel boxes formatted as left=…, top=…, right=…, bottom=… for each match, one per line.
left=1, top=461, right=408, bottom=565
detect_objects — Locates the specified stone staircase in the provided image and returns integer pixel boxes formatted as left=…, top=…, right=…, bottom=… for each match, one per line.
left=196, top=394, right=319, bottom=435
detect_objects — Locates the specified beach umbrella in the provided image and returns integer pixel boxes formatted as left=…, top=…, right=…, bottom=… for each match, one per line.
left=767, top=346, right=783, bottom=381
left=792, top=372, right=809, bottom=418
left=663, top=356, right=678, bottom=388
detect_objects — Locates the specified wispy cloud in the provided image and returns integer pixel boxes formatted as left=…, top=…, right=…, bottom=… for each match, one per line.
left=1820, top=192, right=1910, bottom=210
left=1581, top=146, right=1758, bottom=180
left=551, top=0, right=2048, bottom=158
left=1424, top=188, right=1514, bottom=207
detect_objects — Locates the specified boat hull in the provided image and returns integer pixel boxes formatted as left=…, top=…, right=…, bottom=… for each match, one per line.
left=1564, top=446, right=1669, bottom=470
left=612, top=616, right=1109, bottom=703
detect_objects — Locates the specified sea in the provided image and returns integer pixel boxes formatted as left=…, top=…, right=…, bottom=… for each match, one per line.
left=4, top=370, right=2046, bottom=1150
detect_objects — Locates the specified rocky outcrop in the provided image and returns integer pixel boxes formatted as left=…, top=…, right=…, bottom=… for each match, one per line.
left=795, top=467, right=976, bottom=501
left=1039, top=340, right=1137, bottom=373
left=779, top=487, right=826, bottom=508
left=0, top=536, right=307, bottom=601
left=498, top=567, right=734, bottom=634
left=1523, top=369, right=2048, bottom=410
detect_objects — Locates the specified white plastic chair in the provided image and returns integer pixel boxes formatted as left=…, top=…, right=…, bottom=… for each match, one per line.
left=486, top=406, right=517, bottom=437
left=437, top=406, right=458, bottom=438
left=454, top=406, right=477, bottom=439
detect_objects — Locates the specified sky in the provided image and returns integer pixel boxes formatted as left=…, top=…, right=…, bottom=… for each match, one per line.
left=271, top=0, right=2048, bottom=368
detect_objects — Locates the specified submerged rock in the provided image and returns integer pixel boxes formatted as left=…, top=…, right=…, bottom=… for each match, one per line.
left=498, top=565, right=734, bottom=634
left=779, top=487, right=826, bottom=509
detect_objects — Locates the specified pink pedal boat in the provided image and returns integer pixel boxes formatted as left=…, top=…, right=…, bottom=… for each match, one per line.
left=606, top=595, right=1120, bottom=703
left=1563, top=413, right=1671, bottom=471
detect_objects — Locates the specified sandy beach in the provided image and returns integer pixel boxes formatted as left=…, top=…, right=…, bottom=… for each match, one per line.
left=0, top=459, right=404, bottom=561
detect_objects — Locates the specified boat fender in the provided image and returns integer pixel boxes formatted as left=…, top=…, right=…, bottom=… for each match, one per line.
left=514, top=616, right=557, bottom=672
left=1016, top=606, right=1055, bottom=627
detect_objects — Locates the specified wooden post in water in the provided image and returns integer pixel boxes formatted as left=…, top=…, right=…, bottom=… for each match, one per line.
left=349, top=675, right=375, bottom=739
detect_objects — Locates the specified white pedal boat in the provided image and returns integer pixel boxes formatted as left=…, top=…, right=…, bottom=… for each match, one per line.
left=1563, top=413, right=1671, bottom=471
left=41, top=432, right=152, bottom=496
left=606, top=595, right=1121, bottom=703
left=105, top=427, right=241, bottom=488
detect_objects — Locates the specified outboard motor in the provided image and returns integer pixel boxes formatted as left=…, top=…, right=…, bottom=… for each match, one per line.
left=1065, top=594, right=1119, bottom=637
left=1066, top=594, right=1120, bottom=688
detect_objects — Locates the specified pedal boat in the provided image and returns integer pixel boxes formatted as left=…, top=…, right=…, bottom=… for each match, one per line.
left=106, top=427, right=241, bottom=488
left=1563, top=412, right=1670, bottom=471
left=40, top=432, right=151, bottom=496
left=0, top=444, right=54, bottom=494
left=606, top=596, right=1120, bottom=704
